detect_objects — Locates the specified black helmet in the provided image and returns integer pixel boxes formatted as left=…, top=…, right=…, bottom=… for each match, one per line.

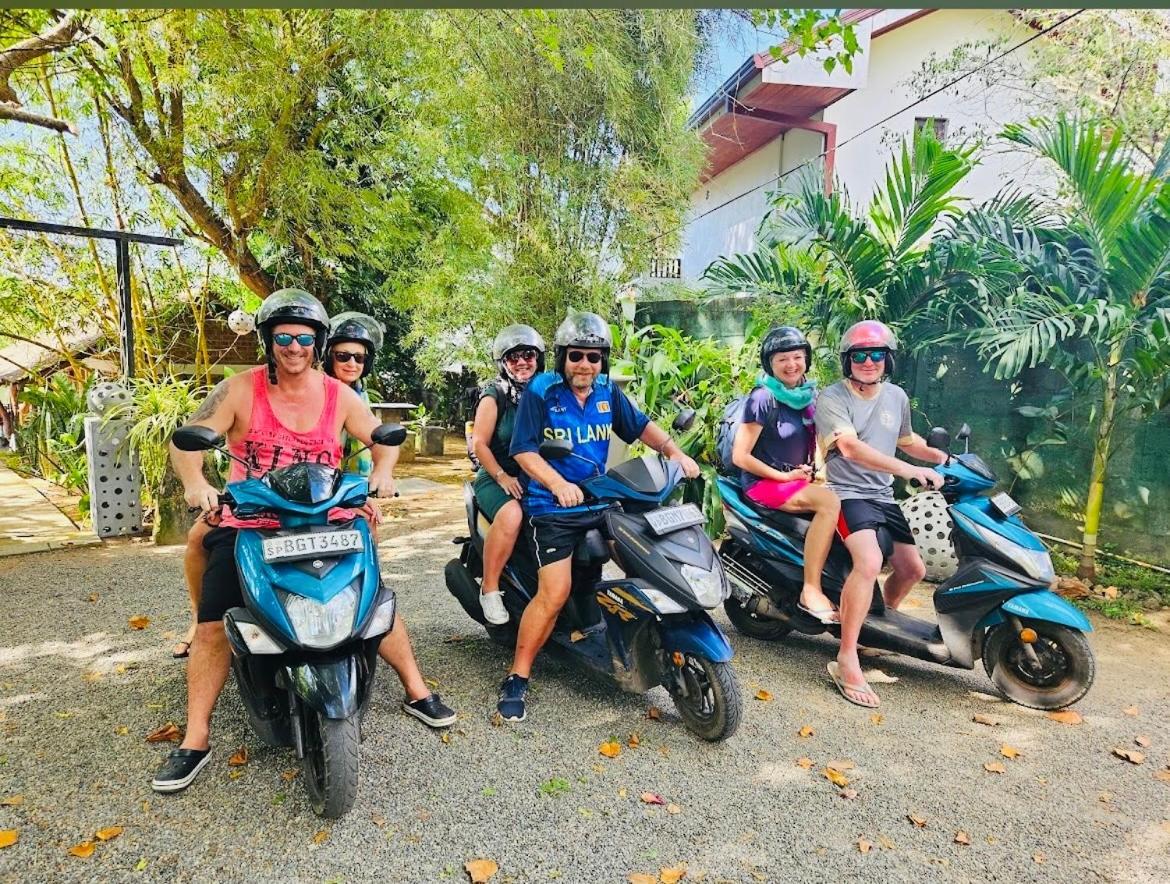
left=255, top=288, right=330, bottom=384
left=553, top=311, right=612, bottom=376
left=492, top=324, right=546, bottom=378
left=325, top=311, right=384, bottom=380
left=760, top=326, right=812, bottom=377
left=839, top=319, right=897, bottom=380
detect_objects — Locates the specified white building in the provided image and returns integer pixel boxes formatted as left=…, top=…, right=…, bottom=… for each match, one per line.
left=670, top=8, right=1043, bottom=284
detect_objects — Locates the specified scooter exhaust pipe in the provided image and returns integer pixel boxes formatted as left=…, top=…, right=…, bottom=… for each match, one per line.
left=721, top=552, right=790, bottom=623
left=745, top=593, right=787, bottom=621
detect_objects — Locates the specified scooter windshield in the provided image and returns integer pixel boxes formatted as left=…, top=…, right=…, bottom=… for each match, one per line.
left=264, top=462, right=341, bottom=505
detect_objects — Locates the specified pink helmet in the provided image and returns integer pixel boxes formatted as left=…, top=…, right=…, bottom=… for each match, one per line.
left=839, top=320, right=897, bottom=378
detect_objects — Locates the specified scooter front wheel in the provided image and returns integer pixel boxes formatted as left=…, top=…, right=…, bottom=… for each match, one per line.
left=302, top=710, right=360, bottom=819
left=666, top=653, right=742, bottom=742
left=982, top=620, right=1095, bottom=710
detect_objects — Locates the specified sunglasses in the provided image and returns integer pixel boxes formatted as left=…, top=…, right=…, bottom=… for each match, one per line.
left=566, top=350, right=602, bottom=364
left=272, top=332, right=316, bottom=347
left=849, top=349, right=888, bottom=364
left=504, top=348, right=538, bottom=364
left=333, top=351, right=366, bottom=365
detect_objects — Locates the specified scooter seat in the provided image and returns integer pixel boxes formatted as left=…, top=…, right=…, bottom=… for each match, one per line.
left=573, top=529, right=611, bottom=567
left=747, top=501, right=813, bottom=539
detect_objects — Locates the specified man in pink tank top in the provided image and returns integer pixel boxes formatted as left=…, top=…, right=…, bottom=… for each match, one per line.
left=152, top=289, right=455, bottom=795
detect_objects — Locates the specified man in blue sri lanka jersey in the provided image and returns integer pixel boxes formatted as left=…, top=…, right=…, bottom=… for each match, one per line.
left=499, top=311, right=700, bottom=722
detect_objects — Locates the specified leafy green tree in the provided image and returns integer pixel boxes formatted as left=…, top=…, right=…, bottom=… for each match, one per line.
left=955, top=116, right=1170, bottom=579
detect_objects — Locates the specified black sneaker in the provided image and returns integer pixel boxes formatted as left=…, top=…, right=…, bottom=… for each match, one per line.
left=151, top=748, right=211, bottom=793
left=496, top=674, right=528, bottom=722
left=402, top=693, right=457, bottom=728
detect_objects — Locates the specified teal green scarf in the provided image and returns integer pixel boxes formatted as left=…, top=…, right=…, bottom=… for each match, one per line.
left=759, top=373, right=816, bottom=411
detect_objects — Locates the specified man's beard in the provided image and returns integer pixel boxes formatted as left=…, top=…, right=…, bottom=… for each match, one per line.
left=568, top=372, right=593, bottom=391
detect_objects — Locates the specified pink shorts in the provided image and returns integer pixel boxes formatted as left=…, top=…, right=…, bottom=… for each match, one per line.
left=745, top=478, right=810, bottom=509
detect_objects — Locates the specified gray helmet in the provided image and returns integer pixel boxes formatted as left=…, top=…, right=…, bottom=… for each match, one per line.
left=255, top=288, right=330, bottom=383
left=492, top=324, right=546, bottom=361
left=553, top=311, right=612, bottom=377
left=326, top=311, right=384, bottom=381
left=761, top=326, right=812, bottom=377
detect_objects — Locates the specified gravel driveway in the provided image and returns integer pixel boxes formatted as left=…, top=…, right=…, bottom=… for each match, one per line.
left=1, top=490, right=1168, bottom=883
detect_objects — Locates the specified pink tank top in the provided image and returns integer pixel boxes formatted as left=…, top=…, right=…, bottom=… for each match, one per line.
left=222, top=367, right=348, bottom=529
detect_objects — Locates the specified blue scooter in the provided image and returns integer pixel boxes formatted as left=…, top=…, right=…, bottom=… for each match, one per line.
left=172, top=423, right=406, bottom=818
left=717, top=423, right=1095, bottom=709
left=445, top=411, right=743, bottom=740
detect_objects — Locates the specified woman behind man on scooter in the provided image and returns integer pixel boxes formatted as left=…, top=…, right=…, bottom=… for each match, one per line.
left=469, top=325, right=546, bottom=626
left=731, top=327, right=840, bottom=624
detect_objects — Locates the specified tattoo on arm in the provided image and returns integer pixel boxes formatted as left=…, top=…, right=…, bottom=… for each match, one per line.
left=190, top=380, right=230, bottom=423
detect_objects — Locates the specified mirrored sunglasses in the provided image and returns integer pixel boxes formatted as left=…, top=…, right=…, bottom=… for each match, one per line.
left=849, top=349, right=887, bottom=364
left=333, top=351, right=366, bottom=365
left=567, top=350, right=602, bottom=364
left=272, top=332, right=316, bottom=347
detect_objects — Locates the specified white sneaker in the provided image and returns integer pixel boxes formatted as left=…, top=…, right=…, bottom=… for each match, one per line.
left=479, top=589, right=509, bottom=625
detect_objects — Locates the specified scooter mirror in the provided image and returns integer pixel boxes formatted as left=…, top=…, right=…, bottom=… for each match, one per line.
left=539, top=438, right=574, bottom=460
left=957, top=422, right=972, bottom=440
left=926, top=426, right=951, bottom=452
left=172, top=425, right=224, bottom=452
left=671, top=408, right=696, bottom=433
left=371, top=422, right=408, bottom=447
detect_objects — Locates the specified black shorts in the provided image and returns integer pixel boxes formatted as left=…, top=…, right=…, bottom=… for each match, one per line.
left=199, top=526, right=244, bottom=623
left=529, top=510, right=609, bottom=569
left=837, top=498, right=914, bottom=546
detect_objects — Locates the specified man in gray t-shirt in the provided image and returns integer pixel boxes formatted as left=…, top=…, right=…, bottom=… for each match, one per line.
left=813, top=321, right=948, bottom=709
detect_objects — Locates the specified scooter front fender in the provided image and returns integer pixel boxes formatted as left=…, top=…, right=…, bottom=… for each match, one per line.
left=657, top=613, right=734, bottom=663
left=999, top=591, right=1093, bottom=632
left=286, top=655, right=363, bottom=720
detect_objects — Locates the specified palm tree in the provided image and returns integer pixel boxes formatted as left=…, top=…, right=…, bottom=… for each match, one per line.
left=702, top=126, right=991, bottom=342
left=958, top=116, right=1170, bottom=579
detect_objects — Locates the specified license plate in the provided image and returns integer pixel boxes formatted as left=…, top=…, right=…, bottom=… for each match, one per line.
left=262, top=530, right=364, bottom=563
left=989, top=492, right=1021, bottom=517
left=644, top=503, right=705, bottom=536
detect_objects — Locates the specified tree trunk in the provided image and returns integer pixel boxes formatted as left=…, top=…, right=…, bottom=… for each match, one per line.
left=1077, top=352, right=1121, bottom=580
left=152, top=460, right=197, bottom=546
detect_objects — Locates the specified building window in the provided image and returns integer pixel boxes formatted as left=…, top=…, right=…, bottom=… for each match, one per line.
left=650, top=257, right=682, bottom=279
left=914, top=116, right=949, bottom=141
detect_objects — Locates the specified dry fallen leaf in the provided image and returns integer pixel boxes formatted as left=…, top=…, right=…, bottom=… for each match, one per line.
left=228, top=746, right=248, bottom=766
left=907, top=813, right=927, bottom=828
left=1112, top=748, right=1145, bottom=764
left=972, top=713, right=1000, bottom=727
left=465, top=858, right=499, bottom=883
left=1154, top=770, right=1170, bottom=783
left=878, top=835, right=896, bottom=850
left=795, top=757, right=815, bottom=770
left=954, top=831, right=971, bottom=846
left=145, top=723, right=181, bottom=743
left=86, top=592, right=99, bottom=603
left=754, top=689, right=773, bottom=702
left=646, top=707, right=662, bottom=721
left=0, top=831, right=17, bottom=849
left=128, top=615, right=150, bottom=630
left=227, top=769, right=243, bottom=781
left=599, top=740, right=621, bottom=759
left=1123, top=706, right=1140, bottom=717
left=282, top=769, right=300, bottom=782
left=0, top=796, right=22, bottom=807
left=82, top=671, right=102, bottom=683
left=863, top=668, right=899, bottom=684
left=824, top=768, right=850, bottom=788
left=627, top=733, right=641, bottom=749
left=311, top=830, right=329, bottom=845
left=825, top=759, right=855, bottom=771
left=857, top=838, right=872, bottom=854
left=869, top=713, right=883, bottom=725
left=666, top=803, right=682, bottom=815
left=1135, top=735, right=1152, bottom=748
left=114, top=726, right=130, bottom=736
left=1045, top=710, right=1082, bottom=725
left=489, top=711, right=503, bottom=728
left=627, top=875, right=656, bottom=884
left=640, top=792, right=666, bottom=806
left=1033, top=851, right=1046, bottom=864
left=659, top=867, right=686, bottom=884
left=68, top=840, right=95, bottom=858
left=840, top=788, right=859, bottom=800
left=1000, top=745, right=1022, bottom=759
left=797, top=725, right=815, bottom=738
left=1098, top=792, right=1113, bottom=803
left=95, top=826, right=122, bottom=842
left=370, top=813, right=387, bottom=827
left=441, top=732, right=451, bottom=745
left=984, top=761, right=1006, bottom=774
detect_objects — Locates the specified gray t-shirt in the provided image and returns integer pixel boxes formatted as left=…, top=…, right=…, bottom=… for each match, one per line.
left=815, top=381, right=913, bottom=501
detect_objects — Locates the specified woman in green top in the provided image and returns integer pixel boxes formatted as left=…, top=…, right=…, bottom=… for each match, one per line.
left=324, top=311, right=384, bottom=477
left=472, top=324, right=545, bottom=626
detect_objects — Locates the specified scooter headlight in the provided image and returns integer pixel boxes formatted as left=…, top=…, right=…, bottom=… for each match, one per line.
left=680, top=564, right=726, bottom=608
left=964, top=520, right=1055, bottom=582
left=283, top=586, right=358, bottom=648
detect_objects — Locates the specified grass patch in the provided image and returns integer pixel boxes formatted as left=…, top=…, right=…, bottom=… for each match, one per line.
left=1051, top=548, right=1167, bottom=624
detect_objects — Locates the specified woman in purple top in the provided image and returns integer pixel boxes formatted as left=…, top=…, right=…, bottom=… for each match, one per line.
left=731, top=327, right=841, bottom=624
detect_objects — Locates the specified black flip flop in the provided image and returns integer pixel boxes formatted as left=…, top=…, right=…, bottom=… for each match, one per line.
left=171, top=641, right=191, bottom=659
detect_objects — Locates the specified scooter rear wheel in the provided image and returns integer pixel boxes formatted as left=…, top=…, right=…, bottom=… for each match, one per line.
left=302, top=711, right=360, bottom=819
left=667, top=653, right=742, bottom=742
left=723, top=597, right=792, bottom=641
left=982, top=620, right=1095, bottom=710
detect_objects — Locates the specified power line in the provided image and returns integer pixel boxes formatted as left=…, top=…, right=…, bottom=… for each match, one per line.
left=648, top=8, right=1086, bottom=251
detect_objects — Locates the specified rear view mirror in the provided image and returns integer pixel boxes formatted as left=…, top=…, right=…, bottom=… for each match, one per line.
left=926, top=426, right=951, bottom=452
left=957, top=423, right=971, bottom=441
left=172, top=425, right=223, bottom=451
left=671, top=408, right=696, bottom=433
left=539, top=438, right=573, bottom=460
left=372, top=422, right=408, bottom=447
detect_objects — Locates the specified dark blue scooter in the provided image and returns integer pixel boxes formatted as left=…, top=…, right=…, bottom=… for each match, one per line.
left=445, top=411, right=742, bottom=740
left=172, top=423, right=406, bottom=818
left=717, top=423, right=1095, bottom=709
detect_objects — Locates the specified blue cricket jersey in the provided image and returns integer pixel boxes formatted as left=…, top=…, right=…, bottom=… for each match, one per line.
left=510, top=371, right=650, bottom=516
